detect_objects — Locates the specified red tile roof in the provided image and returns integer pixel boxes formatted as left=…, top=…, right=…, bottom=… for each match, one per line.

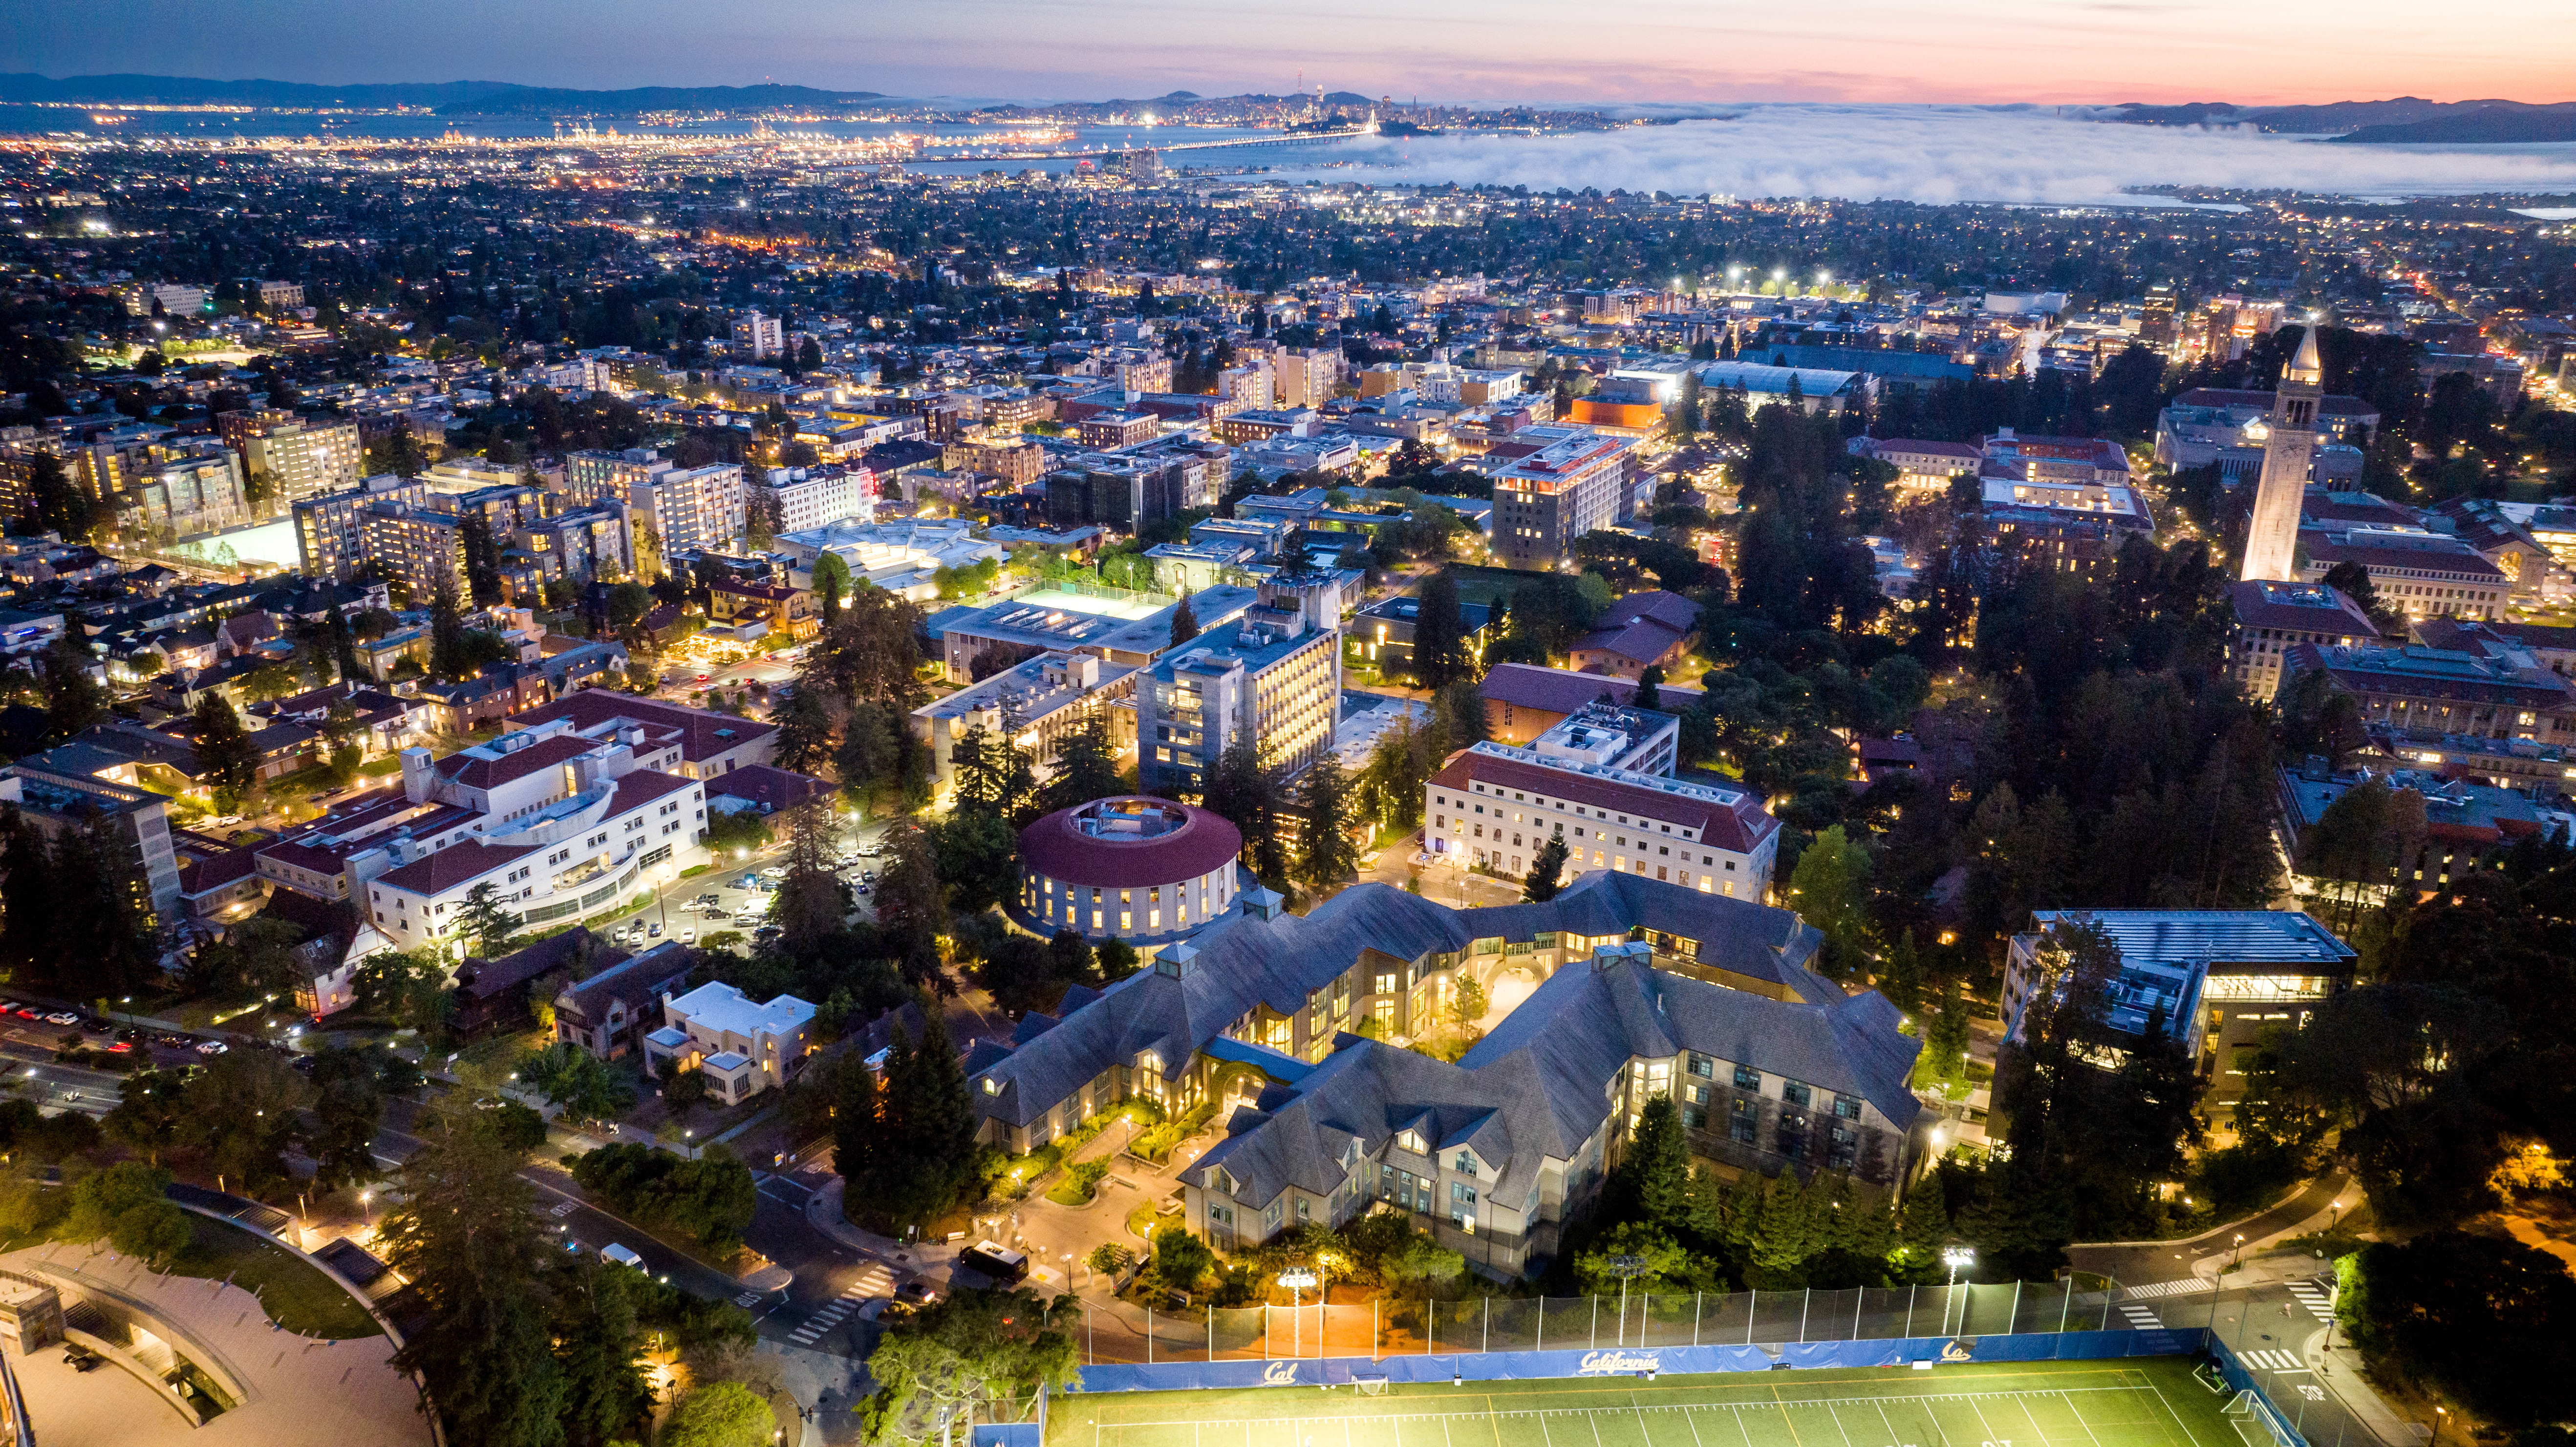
left=1017, top=798, right=1243, bottom=888
left=433, top=732, right=595, bottom=791
left=1479, top=663, right=1702, bottom=717
left=1430, top=750, right=1778, bottom=855
left=376, top=840, right=538, bottom=897
left=505, top=692, right=775, bottom=765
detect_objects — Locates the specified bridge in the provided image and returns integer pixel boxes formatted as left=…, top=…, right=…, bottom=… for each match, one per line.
left=921, top=127, right=1372, bottom=165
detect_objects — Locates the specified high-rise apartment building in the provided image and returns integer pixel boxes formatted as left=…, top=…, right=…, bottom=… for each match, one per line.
left=1137, top=575, right=1344, bottom=794
left=235, top=414, right=363, bottom=503
left=755, top=466, right=876, bottom=535
left=1274, top=348, right=1341, bottom=408
left=2239, top=330, right=2322, bottom=583
left=122, top=449, right=250, bottom=538
left=731, top=310, right=784, bottom=360
left=1487, top=425, right=1640, bottom=565
left=296, top=474, right=429, bottom=579
left=653, top=464, right=747, bottom=555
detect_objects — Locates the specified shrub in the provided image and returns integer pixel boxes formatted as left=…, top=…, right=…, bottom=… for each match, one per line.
left=1045, top=1159, right=1109, bottom=1207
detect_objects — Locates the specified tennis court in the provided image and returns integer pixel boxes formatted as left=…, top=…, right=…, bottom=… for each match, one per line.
left=1054, top=1358, right=2251, bottom=1447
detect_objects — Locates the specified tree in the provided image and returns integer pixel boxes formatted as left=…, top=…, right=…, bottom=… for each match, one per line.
left=184, top=1047, right=312, bottom=1192
left=859, top=1288, right=1080, bottom=1447
left=1038, top=710, right=1123, bottom=815
left=1294, top=756, right=1362, bottom=892
left=18, top=452, right=97, bottom=540
left=40, top=643, right=109, bottom=741
left=1410, top=570, right=1466, bottom=689
left=1785, top=825, right=1871, bottom=978
left=517, top=1040, right=637, bottom=1123
left=66, top=1161, right=174, bottom=1243
left=456, top=882, right=521, bottom=959
left=1924, top=972, right=1970, bottom=1085
left=2320, top=560, right=2398, bottom=634
left=771, top=800, right=847, bottom=952
left=193, top=691, right=262, bottom=812
left=848, top=1013, right=979, bottom=1232
left=1169, top=595, right=1200, bottom=648
left=1147, top=1228, right=1215, bottom=1296
left=354, top=948, right=453, bottom=1034
left=1574, top=1222, right=1692, bottom=1295
left=830, top=1045, right=882, bottom=1187
left=1202, top=731, right=1286, bottom=887
left=567, top=1144, right=757, bottom=1252
left=102, top=1067, right=188, bottom=1162
left=307, top=1047, right=386, bottom=1191
left=947, top=724, right=1036, bottom=821
left=2341, top=1230, right=2576, bottom=1426
left=664, top=1382, right=774, bottom=1447
left=1522, top=834, right=1569, bottom=901
left=551, top=1256, right=652, bottom=1446
left=811, top=551, right=852, bottom=629
left=772, top=686, right=833, bottom=775
left=1634, top=664, right=1664, bottom=712
left=378, top=1113, right=569, bottom=1447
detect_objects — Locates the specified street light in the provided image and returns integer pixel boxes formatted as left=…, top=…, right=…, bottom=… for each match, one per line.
left=1942, top=1246, right=1975, bottom=1334
left=1603, top=1253, right=1653, bottom=1344
left=2231, top=1232, right=2247, bottom=1270
left=1277, top=1268, right=1319, bottom=1356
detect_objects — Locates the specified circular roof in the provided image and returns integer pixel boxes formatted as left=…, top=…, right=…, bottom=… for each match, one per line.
left=1018, top=795, right=1243, bottom=889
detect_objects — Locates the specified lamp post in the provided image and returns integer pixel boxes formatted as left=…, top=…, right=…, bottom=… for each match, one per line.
left=1603, top=1254, right=1652, bottom=1345
left=1942, top=1246, right=1975, bottom=1335
left=1278, top=1268, right=1318, bottom=1357
left=2231, top=1232, right=2247, bottom=1271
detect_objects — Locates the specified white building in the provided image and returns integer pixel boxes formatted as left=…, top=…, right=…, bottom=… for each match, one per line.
left=643, top=981, right=815, bottom=1101
left=359, top=723, right=709, bottom=955
left=732, top=310, right=785, bottom=360
left=1425, top=740, right=1781, bottom=899
left=756, top=465, right=876, bottom=534
left=653, top=464, right=746, bottom=555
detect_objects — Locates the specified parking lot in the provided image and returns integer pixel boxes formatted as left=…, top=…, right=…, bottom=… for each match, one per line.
left=595, top=832, right=887, bottom=949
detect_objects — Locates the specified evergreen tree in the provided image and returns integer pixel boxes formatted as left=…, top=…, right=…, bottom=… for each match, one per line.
left=1294, top=756, right=1361, bottom=892
left=1410, top=569, right=1466, bottom=689
left=771, top=686, right=833, bottom=775
left=1523, top=834, right=1569, bottom=902
left=830, top=1042, right=881, bottom=1188
left=1785, top=824, right=1871, bottom=978
left=429, top=574, right=471, bottom=680
left=1634, top=665, right=1663, bottom=712
left=455, top=881, right=522, bottom=959
left=1606, top=1095, right=1696, bottom=1236
left=192, top=691, right=262, bottom=812
left=1168, top=595, right=1200, bottom=648
left=379, top=1114, right=569, bottom=1447
left=551, top=1257, right=651, bottom=1446
left=1039, top=710, right=1124, bottom=814
left=1202, top=730, right=1286, bottom=886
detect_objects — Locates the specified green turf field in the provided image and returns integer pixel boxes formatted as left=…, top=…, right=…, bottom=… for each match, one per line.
left=1053, top=1359, right=2254, bottom=1447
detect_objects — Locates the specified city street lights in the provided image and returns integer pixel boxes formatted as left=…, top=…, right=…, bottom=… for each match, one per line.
left=2231, top=1232, right=2247, bottom=1271
left=1942, top=1246, right=1975, bottom=1335
left=1277, top=1268, right=1318, bottom=1357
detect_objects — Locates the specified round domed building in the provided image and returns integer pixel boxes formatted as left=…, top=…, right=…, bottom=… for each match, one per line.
left=1019, top=796, right=1243, bottom=941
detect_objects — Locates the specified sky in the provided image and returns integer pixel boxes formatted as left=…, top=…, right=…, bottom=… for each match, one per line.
left=6, top=0, right=2576, bottom=106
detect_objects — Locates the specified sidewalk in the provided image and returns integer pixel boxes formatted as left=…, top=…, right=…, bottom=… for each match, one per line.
left=2308, top=1324, right=2427, bottom=1446
left=803, top=1177, right=960, bottom=1277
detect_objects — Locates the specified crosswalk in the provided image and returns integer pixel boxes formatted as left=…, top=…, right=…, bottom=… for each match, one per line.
left=2237, top=1347, right=2308, bottom=1373
left=787, top=1261, right=895, bottom=1346
left=2124, top=1276, right=2216, bottom=1299
left=2287, top=1280, right=2337, bottom=1322
left=2117, top=1303, right=2164, bottom=1330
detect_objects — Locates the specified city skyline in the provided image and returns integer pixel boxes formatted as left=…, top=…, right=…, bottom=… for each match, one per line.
left=9, top=0, right=2576, bottom=107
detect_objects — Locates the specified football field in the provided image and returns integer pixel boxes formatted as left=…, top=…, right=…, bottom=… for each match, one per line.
left=1052, top=1359, right=2250, bottom=1447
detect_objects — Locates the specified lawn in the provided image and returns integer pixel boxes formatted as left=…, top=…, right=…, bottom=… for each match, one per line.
left=1052, top=1358, right=2252, bottom=1447
left=166, top=1213, right=384, bottom=1340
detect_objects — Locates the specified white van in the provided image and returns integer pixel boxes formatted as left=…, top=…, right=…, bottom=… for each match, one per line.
left=600, top=1243, right=645, bottom=1271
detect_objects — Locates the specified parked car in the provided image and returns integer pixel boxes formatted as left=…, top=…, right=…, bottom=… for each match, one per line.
left=736, top=874, right=759, bottom=890
left=44, top=1012, right=78, bottom=1026
left=599, top=1243, right=645, bottom=1271
left=646, top=922, right=664, bottom=938
left=193, top=1041, right=227, bottom=1055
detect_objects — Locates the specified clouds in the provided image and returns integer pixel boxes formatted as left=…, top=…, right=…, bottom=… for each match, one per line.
left=1300, top=106, right=2576, bottom=205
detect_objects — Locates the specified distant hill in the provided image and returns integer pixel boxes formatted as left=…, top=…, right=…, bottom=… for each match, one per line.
left=0, top=72, right=893, bottom=114
left=2331, top=105, right=2576, bottom=144
left=2109, top=96, right=2576, bottom=141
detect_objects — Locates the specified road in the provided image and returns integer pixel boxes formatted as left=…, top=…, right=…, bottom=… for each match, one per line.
left=2067, top=1172, right=2355, bottom=1288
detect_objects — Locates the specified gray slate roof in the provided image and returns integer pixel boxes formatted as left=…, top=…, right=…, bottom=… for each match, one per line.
left=971, top=871, right=1834, bottom=1131
left=1193, top=951, right=1921, bottom=1214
